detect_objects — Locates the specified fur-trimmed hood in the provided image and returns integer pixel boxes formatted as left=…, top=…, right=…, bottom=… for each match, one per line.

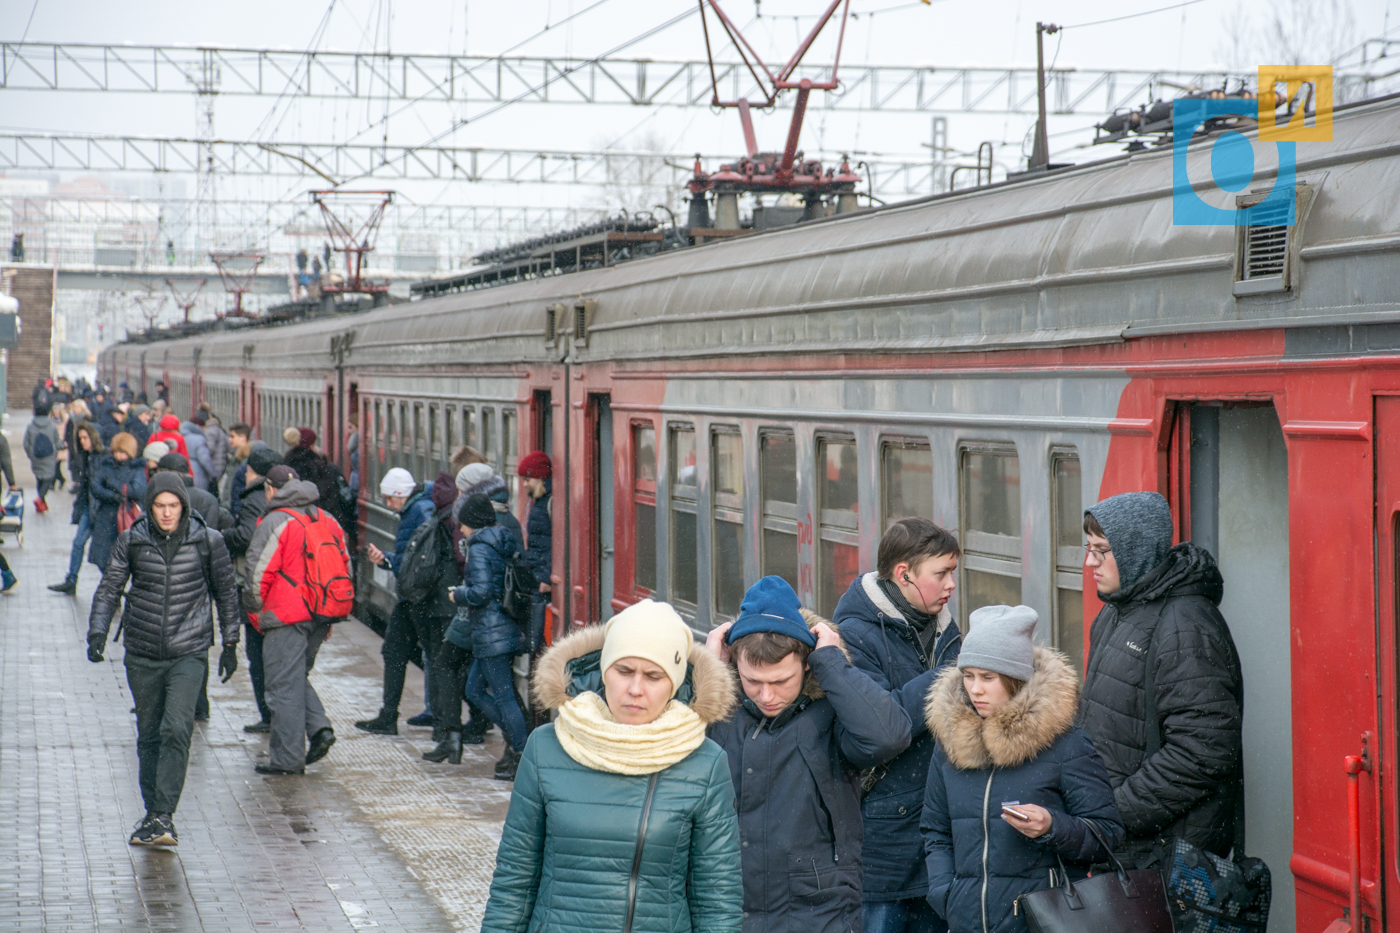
left=925, top=646, right=1079, bottom=770
left=533, top=623, right=738, bottom=725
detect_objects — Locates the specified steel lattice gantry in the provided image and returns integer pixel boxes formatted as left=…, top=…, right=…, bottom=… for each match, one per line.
left=0, top=41, right=1294, bottom=116
left=0, top=132, right=946, bottom=199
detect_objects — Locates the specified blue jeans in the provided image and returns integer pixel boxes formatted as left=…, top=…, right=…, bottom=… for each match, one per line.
left=66, top=511, right=93, bottom=581
left=464, top=655, right=528, bottom=751
left=0, top=552, right=14, bottom=590
left=862, top=898, right=944, bottom=933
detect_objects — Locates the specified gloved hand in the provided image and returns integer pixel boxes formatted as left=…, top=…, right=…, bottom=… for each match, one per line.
left=218, top=644, right=239, bottom=683
left=87, top=632, right=105, bottom=663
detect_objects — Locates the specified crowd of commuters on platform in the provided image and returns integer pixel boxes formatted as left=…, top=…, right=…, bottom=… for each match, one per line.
left=12, top=375, right=1248, bottom=933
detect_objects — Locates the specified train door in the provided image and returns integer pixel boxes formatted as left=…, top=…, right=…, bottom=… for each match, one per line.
left=1376, top=396, right=1400, bottom=933
left=590, top=393, right=615, bottom=623
left=1177, top=402, right=1295, bottom=933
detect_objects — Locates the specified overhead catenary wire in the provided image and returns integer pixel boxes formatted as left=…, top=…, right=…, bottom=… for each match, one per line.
left=1059, top=0, right=1209, bottom=31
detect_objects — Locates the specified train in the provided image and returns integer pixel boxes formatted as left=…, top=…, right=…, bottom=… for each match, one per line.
left=102, top=94, right=1400, bottom=933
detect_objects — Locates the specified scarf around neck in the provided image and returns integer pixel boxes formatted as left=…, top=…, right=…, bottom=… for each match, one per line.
left=554, top=691, right=705, bottom=775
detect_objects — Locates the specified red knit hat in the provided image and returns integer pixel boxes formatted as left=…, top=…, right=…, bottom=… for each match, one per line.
left=517, top=450, right=552, bottom=479
left=298, top=427, right=317, bottom=449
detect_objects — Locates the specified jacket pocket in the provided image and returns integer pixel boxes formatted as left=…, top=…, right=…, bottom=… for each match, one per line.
left=788, top=854, right=856, bottom=921
left=862, top=784, right=922, bottom=819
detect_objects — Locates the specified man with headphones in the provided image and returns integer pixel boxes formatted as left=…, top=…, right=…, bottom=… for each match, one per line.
left=832, top=517, right=961, bottom=933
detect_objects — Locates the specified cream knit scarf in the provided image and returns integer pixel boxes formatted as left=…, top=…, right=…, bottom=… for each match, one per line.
left=554, top=691, right=705, bottom=775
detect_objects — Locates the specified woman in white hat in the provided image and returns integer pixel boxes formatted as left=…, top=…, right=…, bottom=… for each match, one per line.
left=480, top=599, right=743, bottom=933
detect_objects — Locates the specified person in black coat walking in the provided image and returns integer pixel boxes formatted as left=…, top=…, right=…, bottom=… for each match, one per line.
left=1078, top=491, right=1243, bottom=863
left=922, top=606, right=1124, bottom=933
left=432, top=494, right=527, bottom=774
left=517, top=450, right=552, bottom=650
left=832, top=518, right=962, bottom=933
left=87, top=472, right=241, bottom=848
left=49, top=422, right=104, bottom=594
left=707, top=576, right=911, bottom=933
left=87, top=433, right=148, bottom=572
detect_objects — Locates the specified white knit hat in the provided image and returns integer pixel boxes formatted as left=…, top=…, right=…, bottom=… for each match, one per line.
left=456, top=462, right=495, bottom=493
left=141, top=441, right=170, bottom=463
left=378, top=467, right=417, bottom=498
left=600, top=600, right=693, bottom=698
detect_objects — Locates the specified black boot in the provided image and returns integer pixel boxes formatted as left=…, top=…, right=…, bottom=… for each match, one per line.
left=354, top=709, right=398, bottom=735
left=494, top=746, right=523, bottom=781
left=422, top=729, right=462, bottom=764
left=460, top=716, right=489, bottom=745
left=48, top=578, right=77, bottom=595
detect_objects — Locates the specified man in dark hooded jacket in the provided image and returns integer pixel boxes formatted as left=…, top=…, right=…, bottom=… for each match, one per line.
left=709, top=577, right=911, bottom=933
left=832, top=518, right=961, bottom=933
left=1079, top=491, right=1244, bottom=863
left=87, top=472, right=241, bottom=848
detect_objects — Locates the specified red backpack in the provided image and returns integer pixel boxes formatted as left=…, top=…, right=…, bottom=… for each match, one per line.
left=282, top=507, right=355, bottom=622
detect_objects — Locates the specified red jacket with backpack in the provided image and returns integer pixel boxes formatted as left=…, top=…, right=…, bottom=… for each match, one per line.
left=241, top=479, right=354, bottom=632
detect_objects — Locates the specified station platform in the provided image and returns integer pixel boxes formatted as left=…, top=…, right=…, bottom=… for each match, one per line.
left=0, top=414, right=510, bottom=932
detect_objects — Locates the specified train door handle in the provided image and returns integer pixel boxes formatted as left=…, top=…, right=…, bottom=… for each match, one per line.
left=1343, top=732, right=1372, bottom=932
left=601, top=545, right=614, bottom=558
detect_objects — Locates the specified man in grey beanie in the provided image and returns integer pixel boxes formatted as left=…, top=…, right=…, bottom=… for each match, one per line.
left=1078, top=490, right=1243, bottom=868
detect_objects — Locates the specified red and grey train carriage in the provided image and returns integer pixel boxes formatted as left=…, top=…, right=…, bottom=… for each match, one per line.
left=104, top=94, right=1400, bottom=932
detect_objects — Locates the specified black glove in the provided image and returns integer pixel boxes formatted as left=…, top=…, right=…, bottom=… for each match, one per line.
left=218, top=644, right=239, bottom=683
left=86, top=632, right=105, bottom=663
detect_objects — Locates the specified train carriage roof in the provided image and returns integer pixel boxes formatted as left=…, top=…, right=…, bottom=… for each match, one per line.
left=105, top=94, right=1400, bottom=374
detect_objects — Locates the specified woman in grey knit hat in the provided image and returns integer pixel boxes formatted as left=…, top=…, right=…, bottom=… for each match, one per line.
left=919, top=605, right=1125, bottom=933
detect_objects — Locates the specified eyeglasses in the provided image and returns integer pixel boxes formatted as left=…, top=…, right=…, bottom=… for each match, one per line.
left=1083, top=544, right=1112, bottom=561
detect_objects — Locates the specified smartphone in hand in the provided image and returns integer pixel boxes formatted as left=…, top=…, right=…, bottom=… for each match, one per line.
left=1001, top=804, right=1032, bottom=821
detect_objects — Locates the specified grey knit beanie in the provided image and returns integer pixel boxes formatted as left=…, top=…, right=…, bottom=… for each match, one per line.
left=1085, top=491, right=1174, bottom=590
left=958, top=604, right=1038, bottom=681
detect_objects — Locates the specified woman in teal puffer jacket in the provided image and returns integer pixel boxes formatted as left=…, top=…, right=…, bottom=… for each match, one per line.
left=480, top=599, right=743, bottom=933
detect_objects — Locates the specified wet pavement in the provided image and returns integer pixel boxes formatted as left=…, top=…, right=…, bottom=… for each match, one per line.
left=0, top=415, right=512, bottom=932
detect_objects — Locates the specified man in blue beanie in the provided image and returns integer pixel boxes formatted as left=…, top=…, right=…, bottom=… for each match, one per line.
left=706, top=576, right=912, bottom=933
left=1079, top=491, right=1244, bottom=874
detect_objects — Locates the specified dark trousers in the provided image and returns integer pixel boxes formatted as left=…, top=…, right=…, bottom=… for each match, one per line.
left=194, top=656, right=210, bottom=719
left=35, top=477, right=54, bottom=500
left=244, top=620, right=270, bottom=723
left=125, top=653, right=206, bottom=815
left=431, top=638, right=475, bottom=732
left=263, top=621, right=333, bottom=771
left=862, top=898, right=944, bottom=933
left=380, top=601, right=423, bottom=716
left=464, top=654, right=528, bottom=751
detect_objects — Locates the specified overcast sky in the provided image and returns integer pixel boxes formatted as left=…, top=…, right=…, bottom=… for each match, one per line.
left=3, top=0, right=1394, bottom=219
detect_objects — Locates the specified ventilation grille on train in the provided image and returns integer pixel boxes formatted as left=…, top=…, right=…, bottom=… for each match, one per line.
left=1241, top=199, right=1292, bottom=280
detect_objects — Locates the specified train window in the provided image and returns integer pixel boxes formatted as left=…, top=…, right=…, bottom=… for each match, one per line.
left=444, top=405, right=456, bottom=460
left=398, top=401, right=409, bottom=474
left=1052, top=451, right=1084, bottom=670
left=373, top=399, right=384, bottom=496
left=818, top=436, right=860, bottom=618
left=883, top=439, right=934, bottom=525
left=482, top=408, right=496, bottom=470
left=429, top=404, right=442, bottom=475
left=503, top=408, right=517, bottom=474
left=413, top=403, right=426, bottom=478
left=760, top=431, right=798, bottom=592
left=461, top=406, right=476, bottom=451
left=712, top=428, right=745, bottom=619
left=634, top=424, right=657, bottom=593
left=959, top=446, right=1023, bottom=625
left=670, top=425, right=698, bottom=608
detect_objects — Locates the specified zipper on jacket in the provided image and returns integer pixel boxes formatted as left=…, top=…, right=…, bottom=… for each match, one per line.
left=979, top=768, right=995, bottom=933
left=623, top=772, right=660, bottom=933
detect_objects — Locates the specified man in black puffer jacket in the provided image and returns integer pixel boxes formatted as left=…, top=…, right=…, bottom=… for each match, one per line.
left=87, top=472, right=241, bottom=848
left=1079, top=491, right=1244, bottom=863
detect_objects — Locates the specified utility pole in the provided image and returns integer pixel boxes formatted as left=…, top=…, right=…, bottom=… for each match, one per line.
left=1029, top=22, right=1059, bottom=171
left=920, top=116, right=949, bottom=193
left=193, top=50, right=220, bottom=255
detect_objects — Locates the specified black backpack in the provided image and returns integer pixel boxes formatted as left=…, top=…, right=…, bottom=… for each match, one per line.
left=396, top=507, right=453, bottom=605
left=500, top=551, right=538, bottom=625
left=31, top=430, right=54, bottom=460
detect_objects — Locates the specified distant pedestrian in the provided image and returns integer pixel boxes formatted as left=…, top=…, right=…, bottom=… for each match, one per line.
left=707, top=577, right=912, bottom=933
left=199, top=410, right=229, bottom=489
left=922, top=605, right=1124, bottom=933
left=1078, top=492, right=1244, bottom=864
left=832, top=518, right=962, bottom=933
left=223, top=447, right=282, bottom=733
left=152, top=414, right=187, bottom=459
left=219, top=423, right=254, bottom=510
left=88, top=432, right=148, bottom=572
left=481, top=599, right=742, bottom=933
left=241, top=465, right=345, bottom=775
left=353, top=468, right=443, bottom=737
left=23, top=402, right=62, bottom=513
left=432, top=493, right=526, bottom=773
left=49, top=422, right=104, bottom=595
left=87, top=472, right=241, bottom=847
left=180, top=417, right=215, bottom=490
left=128, top=403, right=154, bottom=450
left=517, top=450, right=552, bottom=650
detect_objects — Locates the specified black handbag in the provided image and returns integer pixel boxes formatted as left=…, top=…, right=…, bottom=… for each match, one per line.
left=1017, top=821, right=1174, bottom=933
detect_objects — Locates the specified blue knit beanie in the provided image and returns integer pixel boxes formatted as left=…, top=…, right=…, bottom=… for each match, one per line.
left=726, top=576, right=817, bottom=648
